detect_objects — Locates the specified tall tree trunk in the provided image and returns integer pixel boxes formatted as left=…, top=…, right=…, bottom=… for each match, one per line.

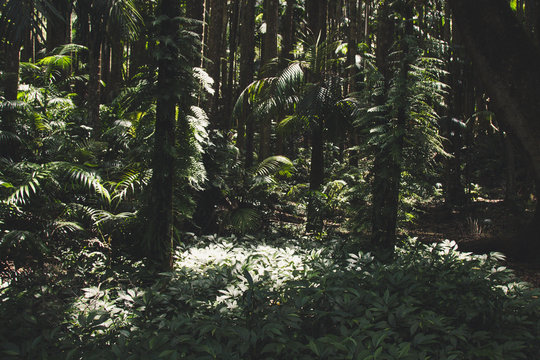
left=46, top=0, right=71, bottom=53
left=109, top=38, right=123, bottom=102
left=74, top=1, right=89, bottom=105
left=0, top=42, right=21, bottom=135
left=370, top=1, right=412, bottom=252
left=259, top=0, right=279, bottom=161
left=224, top=0, right=240, bottom=129
left=206, top=0, right=226, bottom=127
left=306, top=121, right=325, bottom=231
left=87, top=27, right=102, bottom=137
left=282, top=0, right=296, bottom=62
left=145, top=0, right=180, bottom=271
left=448, top=0, right=540, bottom=181
left=238, top=0, right=256, bottom=166
left=101, top=41, right=111, bottom=103
left=448, top=0, right=540, bottom=245
left=306, top=0, right=328, bottom=40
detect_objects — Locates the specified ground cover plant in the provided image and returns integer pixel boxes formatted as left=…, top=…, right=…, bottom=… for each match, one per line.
left=1, top=235, right=539, bottom=359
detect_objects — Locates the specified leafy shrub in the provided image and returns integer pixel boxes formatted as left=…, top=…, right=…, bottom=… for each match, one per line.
left=1, top=237, right=539, bottom=359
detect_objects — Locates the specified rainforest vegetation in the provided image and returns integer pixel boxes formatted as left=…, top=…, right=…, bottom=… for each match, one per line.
left=1, top=0, right=540, bottom=358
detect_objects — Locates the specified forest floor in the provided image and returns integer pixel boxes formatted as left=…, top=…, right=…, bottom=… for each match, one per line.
left=409, top=197, right=540, bottom=287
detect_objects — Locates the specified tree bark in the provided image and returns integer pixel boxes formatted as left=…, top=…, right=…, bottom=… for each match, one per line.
left=370, top=1, right=411, bottom=251
left=224, top=0, right=240, bottom=129
left=259, top=0, right=279, bottom=161
left=46, top=0, right=71, bottom=53
left=87, top=25, right=102, bottom=137
left=145, top=0, right=180, bottom=271
left=447, top=0, right=540, bottom=181
left=238, top=0, right=256, bottom=166
left=205, top=0, right=226, bottom=127
left=306, top=0, right=328, bottom=40
left=282, top=0, right=296, bottom=62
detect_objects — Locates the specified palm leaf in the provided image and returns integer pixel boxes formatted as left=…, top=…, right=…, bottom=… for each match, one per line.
left=254, top=156, right=293, bottom=177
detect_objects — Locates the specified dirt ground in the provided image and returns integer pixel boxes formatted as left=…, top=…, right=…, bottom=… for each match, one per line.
left=408, top=198, right=540, bottom=287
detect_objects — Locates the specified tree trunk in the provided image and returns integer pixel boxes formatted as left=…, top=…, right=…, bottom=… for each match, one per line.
left=109, top=38, right=124, bottom=102
left=238, top=0, right=256, bottom=166
left=282, top=0, right=296, bottom=62
left=259, top=0, right=279, bottom=161
left=448, top=0, right=540, bottom=245
left=145, top=0, right=180, bottom=271
left=306, top=0, right=328, bottom=40
left=347, top=0, right=358, bottom=93
left=0, top=42, right=21, bottom=135
left=87, top=28, right=102, bottom=137
left=224, top=0, right=240, bottom=129
left=206, top=0, right=226, bottom=127
left=101, top=41, right=111, bottom=103
left=370, top=1, right=411, bottom=252
left=306, top=121, right=325, bottom=232
left=46, top=0, right=71, bottom=53
left=447, top=0, right=540, bottom=181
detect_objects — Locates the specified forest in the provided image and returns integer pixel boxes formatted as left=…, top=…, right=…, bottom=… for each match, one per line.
left=1, top=0, right=540, bottom=358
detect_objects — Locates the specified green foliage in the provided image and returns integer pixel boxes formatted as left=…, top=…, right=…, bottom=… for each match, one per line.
left=1, top=236, right=539, bottom=359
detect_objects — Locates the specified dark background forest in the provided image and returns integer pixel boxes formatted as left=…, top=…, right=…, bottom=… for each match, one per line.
left=1, top=0, right=540, bottom=358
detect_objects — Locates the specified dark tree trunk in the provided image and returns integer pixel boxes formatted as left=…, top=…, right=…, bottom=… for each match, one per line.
left=0, top=42, right=21, bottom=134
left=448, top=0, right=540, bottom=181
left=238, top=0, right=256, bottom=166
left=370, top=1, right=412, bottom=252
left=448, top=0, right=540, bottom=245
left=206, top=0, right=226, bottom=127
left=87, top=28, right=102, bottom=137
left=74, top=1, right=89, bottom=105
left=101, top=41, right=111, bottom=103
left=145, top=0, right=180, bottom=271
left=46, top=0, right=71, bottom=53
left=306, top=121, right=325, bottom=231
left=282, top=0, right=296, bottom=62
left=224, top=0, right=240, bottom=129
left=347, top=0, right=358, bottom=93
left=306, top=0, right=328, bottom=40
left=259, top=0, right=279, bottom=161
left=109, top=38, right=124, bottom=102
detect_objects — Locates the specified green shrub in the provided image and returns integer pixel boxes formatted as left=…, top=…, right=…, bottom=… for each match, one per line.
left=1, top=237, right=539, bottom=359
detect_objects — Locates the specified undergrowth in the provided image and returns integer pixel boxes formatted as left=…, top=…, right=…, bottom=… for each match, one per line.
left=1, top=236, right=539, bottom=359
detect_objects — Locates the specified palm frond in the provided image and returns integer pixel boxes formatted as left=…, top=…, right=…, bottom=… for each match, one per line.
left=255, top=156, right=293, bottom=177
left=68, top=166, right=111, bottom=203
left=226, top=207, right=261, bottom=234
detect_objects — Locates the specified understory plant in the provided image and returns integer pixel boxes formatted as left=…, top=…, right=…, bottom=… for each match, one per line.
left=1, top=236, right=539, bottom=359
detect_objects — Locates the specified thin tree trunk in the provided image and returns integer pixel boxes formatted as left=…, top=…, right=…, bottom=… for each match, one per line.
left=259, top=0, right=279, bottom=161
left=109, top=38, right=123, bottom=101
left=101, top=41, right=111, bottom=103
left=206, top=0, right=226, bottom=127
left=282, top=0, right=296, bottom=62
left=87, top=28, right=102, bottom=137
left=239, top=0, right=256, bottom=166
left=224, top=0, right=240, bottom=129
left=306, top=121, right=325, bottom=231
left=74, top=1, right=89, bottom=105
left=1, top=42, right=21, bottom=134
